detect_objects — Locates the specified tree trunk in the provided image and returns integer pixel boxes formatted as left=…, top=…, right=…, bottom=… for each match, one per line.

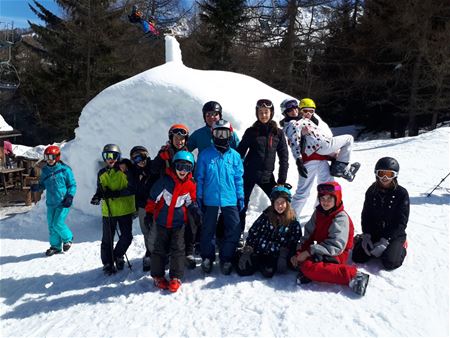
left=407, top=53, right=421, bottom=136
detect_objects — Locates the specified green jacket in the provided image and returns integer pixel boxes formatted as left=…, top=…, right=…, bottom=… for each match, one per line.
left=94, top=165, right=135, bottom=217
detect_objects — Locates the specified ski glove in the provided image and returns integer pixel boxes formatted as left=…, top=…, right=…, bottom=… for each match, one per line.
left=370, top=237, right=389, bottom=258
left=277, top=247, right=289, bottom=273
left=103, top=188, right=121, bottom=199
left=238, top=246, right=253, bottom=271
left=237, top=198, right=245, bottom=212
left=61, top=195, right=73, bottom=208
left=361, top=233, right=374, bottom=256
left=296, top=158, right=308, bottom=178
left=189, top=204, right=203, bottom=225
left=144, top=213, right=153, bottom=227
left=90, top=194, right=101, bottom=205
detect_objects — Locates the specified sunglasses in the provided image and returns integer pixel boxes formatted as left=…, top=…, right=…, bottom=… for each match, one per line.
left=205, top=112, right=220, bottom=117
left=317, top=183, right=341, bottom=194
left=170, top=128, right=188, bottom=137
left=102, top=151, right=120, bottom=161
left=376, top=169, right=397, bottom=179
left=256, top=99, right=273, bottom=109
left=131, top=154, right=147, bottom=164
left=44, top=154, right=58, bottom=161
left=212, top=128, right=231, bottom=139
left=175, top=162, right=193, bottom=173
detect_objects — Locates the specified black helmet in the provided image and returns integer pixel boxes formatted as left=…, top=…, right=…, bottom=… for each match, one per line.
left=255, top=99, right=275, bottom=120
left=202, top=101, right=222, bottom=121
left=374, top=157, right=399, bottom=173
left=130, top=145, right=148, bottom=157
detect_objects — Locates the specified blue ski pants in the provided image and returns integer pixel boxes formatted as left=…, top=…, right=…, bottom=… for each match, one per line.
left=47, top=206, right=73, bottom=249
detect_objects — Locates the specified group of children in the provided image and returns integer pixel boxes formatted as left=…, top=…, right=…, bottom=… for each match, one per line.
left=34, top=98, right=410, bottom=296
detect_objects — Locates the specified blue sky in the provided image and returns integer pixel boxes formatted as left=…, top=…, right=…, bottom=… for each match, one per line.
left=0, top=0, right=61, bottom=28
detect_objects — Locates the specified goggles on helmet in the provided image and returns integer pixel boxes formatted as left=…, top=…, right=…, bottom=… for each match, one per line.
left=317, top=183, right=341, bottom=194
left=285, top=100, right=298, bottom=110
left=102, top=151, right=120, bottom=161
left=205, top=111, right=220, bottom=118
left=44, top=153, right=58, bottom=161
left=256, top=99, right=273, bottom=109
left=174, top=162, right=193, bottom=173
left=170, top=128, right=188, bottom=137
left=131, top=153, right=147, bottom=164
left=212, top=128, right=231, bottom=139
left=376, top=169, right=397, bottom=179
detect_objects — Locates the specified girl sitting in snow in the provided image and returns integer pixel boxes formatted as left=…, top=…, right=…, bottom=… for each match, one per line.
left=235, top=185, right=302, bottom=278
left=352, top=157, right=409, bottom=270
left=291, top=181, right=370, bottom=296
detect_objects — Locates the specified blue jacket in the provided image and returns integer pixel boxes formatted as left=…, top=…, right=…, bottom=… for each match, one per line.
left=188, top=125, right=240, bottom=154
left=195, top=145, right=244, bottom=207
left=39, top=162, right=77, bottom=207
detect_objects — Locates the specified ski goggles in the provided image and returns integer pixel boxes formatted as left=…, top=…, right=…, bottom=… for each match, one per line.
left=376, top=169, right=397, bottom=179
left=102, top=151, right=120, bottom=161
left=256, top=99, right=273, bottom=109
left=170, top=128, right=188, bottom=137
left=44, top=154, right=59, bottom=161
left=317, top=183, right=341, bottom=194
left=212, top=128, right=231, bottom=139
left=300, top=108, right=315, bottom=115
left=205, top=111, right=220, bottom=117
left=284, top=100, right=298, bottom=110
left=174, top=162, right=193, bottom=173
left=131, top=153, right=147, bottom=164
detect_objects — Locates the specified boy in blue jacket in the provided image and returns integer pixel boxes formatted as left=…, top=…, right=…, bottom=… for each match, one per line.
left=195, top=119, right=244, bottom=275
left=32, top=145, right=76, bottom=256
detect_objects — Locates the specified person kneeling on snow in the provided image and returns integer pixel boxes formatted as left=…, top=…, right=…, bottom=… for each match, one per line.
left=145, top=151, right=202, bottom=293
left=31, top=145, right=76, bottom=256
left=90, top=144, right=136, bottom=275
left=291, top=182, right=370, bottom=296
left=352, top=157, right=409, bottom=270
left=235, top=185, right=302, bottom=278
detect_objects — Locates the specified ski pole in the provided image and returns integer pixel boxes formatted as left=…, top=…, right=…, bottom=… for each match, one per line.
left=427, top=172, right=450, bottom=197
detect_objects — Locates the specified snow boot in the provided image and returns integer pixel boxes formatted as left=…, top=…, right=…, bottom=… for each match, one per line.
left=103, top=263, right=117, bottom=275
left=201, top=258, right=213, bottom=273
left=296, top=271, right=312, bottom=285
left=45, top=247, right=62, bottom=256
left=185, top=255, right=196, bottom=270
left=349, top=271, right=370, bottom=296
left=63, top=241, right=72, bottom=252
left=143, top=256, right=151, bottom=272
left=154, top=277, right=169, bottom=290
left=330, top=161, right=360, bottom=182
left=168, top=278, right=182, bottom=293
left=115, top=256, right=125, bottom=271
left=220, top=261, right=233, bottom=275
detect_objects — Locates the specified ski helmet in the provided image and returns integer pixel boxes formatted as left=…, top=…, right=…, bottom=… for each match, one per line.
left=130, top=146, right=149, bottom=163
left=44, top=145, right=61, bottom=162
left=173, top=150, right=195, bottom=166
left=102, top=144, right=121, bottom=161
left=211, top=119, right=233, bottom=149
left=168, top=124, right=189, bottom=141
left=270, top=185, right=292, bottom=203
left=280, top=99, right=298, bottom=115
left=317, top=181, right=342, bottom=206
left=256, top=99, right=275, bottom=120
left=375, top=157, right=399, bottom=173
left=202, top=101, right=222, bottom=121
left=299, top=98, right=316, bottom=110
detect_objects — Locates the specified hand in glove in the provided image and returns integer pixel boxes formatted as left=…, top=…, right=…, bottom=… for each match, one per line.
left=237, top=198, right=245, bottom=212
left=361, top=233, right=374, bottom=256
left=370, top=237, right=389, bottom=257
left=61, top=195, right=73, bottom=208
left=276, top=247, right=289, bottom=273
left=296, top=158, right=308, bottom=178
left=144, top=213, right=153, bottom=226
left=90, top=194, right=101, bottom=205
left=190, top=205, right=203, bottom=225
left=103, top=188, right=121, bottom=199
left=238, top=246, right=253, bottom=271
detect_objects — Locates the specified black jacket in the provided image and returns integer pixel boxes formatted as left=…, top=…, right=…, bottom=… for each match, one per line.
left=237, top=121, right=289, bottom=184
left=130, top=160, right=159, bottom=208
left=361, top=182, right=409, bottom=241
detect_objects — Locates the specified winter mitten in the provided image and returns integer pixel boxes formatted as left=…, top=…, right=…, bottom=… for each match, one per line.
left=90, top=194, right=101, bottom=205
left=238, top=246, right=253, bottom=271
left=296, top=158, right=308, bottom=178
left=61, top=195, right=73, bottom=208
left=276, top=247, right=289, bottom=273
left=237, top=198, right=245, bottom=212
left=361, top=233, right=374, bottom=256
left=370, top=238, right=389, bottom=258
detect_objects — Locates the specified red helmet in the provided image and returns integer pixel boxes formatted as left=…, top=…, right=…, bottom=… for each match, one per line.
left=317, top=181, right=342, bottom=206
left=44, top=145, right=61, bottom=162
left=169, top=124, right=189, bottom=141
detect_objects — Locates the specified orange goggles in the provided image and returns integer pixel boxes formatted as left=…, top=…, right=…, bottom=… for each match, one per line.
left=376, top=169, right=397, bottom=179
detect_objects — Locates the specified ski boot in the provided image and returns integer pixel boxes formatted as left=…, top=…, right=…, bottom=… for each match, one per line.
left=220, top=261, right=233, bottom=275
left=46, top=247, right=62, bottom=256
left=296, top=271, right=312, bottom=285
left=115, top=256, right=125, bottom=271
left=201, top=258, right=213, bottom=273
left=330, top=161, right=361, bottom=182
left=103, top=263, right=117, bottom=276
left=154, top=277, right=169, bottom=290
left=349, top=271, right=370, bottom=296
left=168, top=278, right=182, bottom=293
left=142, top=256, right=151, bottom=272
left=185, top=255, right=196, bottom=270
left=63, top=241, right=72, bottom=252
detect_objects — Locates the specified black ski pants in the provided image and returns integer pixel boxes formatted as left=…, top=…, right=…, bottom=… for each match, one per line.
left=101, top=214, right=133, bottom=266
left=151, top=225, right=185, bottom=279
left=234, top=252, right=278, bottom=278
left=352, top=235, right=407, bottom=270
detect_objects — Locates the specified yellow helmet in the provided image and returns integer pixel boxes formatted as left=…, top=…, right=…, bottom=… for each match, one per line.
left=299, top=98, right=316, bottom=109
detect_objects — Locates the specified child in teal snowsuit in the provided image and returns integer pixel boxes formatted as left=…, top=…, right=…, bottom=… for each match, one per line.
left=33, top=145, right=76, bottom=256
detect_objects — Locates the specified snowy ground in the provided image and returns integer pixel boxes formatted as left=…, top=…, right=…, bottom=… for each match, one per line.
left=1, top=127, right=449, bottom=337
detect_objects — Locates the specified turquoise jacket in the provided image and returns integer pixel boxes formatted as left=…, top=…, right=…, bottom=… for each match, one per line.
left=188, top=125, right=240, bottom=154
left=39, top=162, right=77, bottom=207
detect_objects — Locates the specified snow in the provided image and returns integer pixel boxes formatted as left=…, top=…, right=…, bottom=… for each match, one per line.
left=1, top=36, right=449, bottom=337
left=0, top=114, right=13, bottom=132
